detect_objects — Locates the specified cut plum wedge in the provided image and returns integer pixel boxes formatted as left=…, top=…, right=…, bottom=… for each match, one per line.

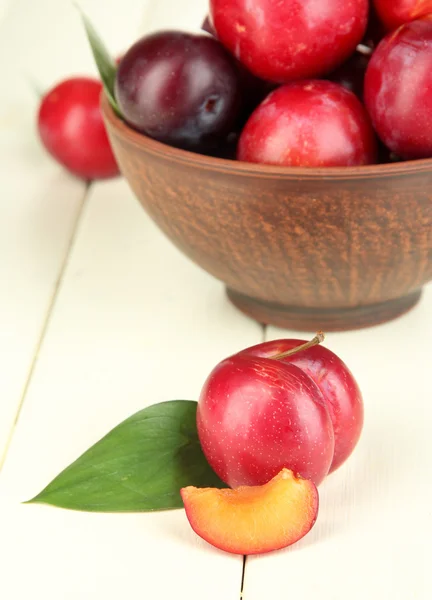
left=181, top=469, right=318, bottom=555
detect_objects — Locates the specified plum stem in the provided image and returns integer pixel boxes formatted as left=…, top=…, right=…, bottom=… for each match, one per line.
left=356, top=43, right=373, bottom=57
left=271, top=332, right=325, bottom=361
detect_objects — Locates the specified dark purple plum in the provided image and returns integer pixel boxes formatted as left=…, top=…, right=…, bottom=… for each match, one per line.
left=115, top=31, right=242, bottom=152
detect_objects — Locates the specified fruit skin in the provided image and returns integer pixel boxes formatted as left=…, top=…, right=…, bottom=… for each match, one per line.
left=364, top=16, right=432, bottom=160
left=38, top=77, right=119, bottom=180
left=237, top=340, right=364, bottom=473
left=115, top=31, right=242, bottom=152
left=181, top=468, right=318, bottom=555
left=210, top=0, right=369, bottom=83
left=373, top=0, right=432, bottom=31
left=237, top=81, right=377, bottom=167
left=197, top=351, right=335, bottom=488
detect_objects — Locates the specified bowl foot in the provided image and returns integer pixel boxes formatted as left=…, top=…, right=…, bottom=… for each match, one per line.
left=226, top=289, right=422, bottom=332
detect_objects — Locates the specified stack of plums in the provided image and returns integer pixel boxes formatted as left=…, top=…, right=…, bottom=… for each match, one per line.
left=115, top=0, right=432, bottom=167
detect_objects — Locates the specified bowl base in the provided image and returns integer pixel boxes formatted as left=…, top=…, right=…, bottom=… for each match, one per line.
left=226, top=288, right=422, bottom=332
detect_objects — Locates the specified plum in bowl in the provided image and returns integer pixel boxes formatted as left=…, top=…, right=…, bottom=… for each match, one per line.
left=101, top=93, right=432, bottom=332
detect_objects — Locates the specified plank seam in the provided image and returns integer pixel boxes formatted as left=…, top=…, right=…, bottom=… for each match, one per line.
left=0, top=181, right=91, bottom=471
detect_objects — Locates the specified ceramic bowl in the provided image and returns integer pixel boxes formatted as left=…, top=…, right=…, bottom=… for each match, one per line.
left=102, top=95, right=432, bottom=331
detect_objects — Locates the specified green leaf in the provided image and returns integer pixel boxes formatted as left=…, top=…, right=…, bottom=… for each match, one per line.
left=79, top=8, right=121, bottom=116
left=26, top=401, right=225, bottom=512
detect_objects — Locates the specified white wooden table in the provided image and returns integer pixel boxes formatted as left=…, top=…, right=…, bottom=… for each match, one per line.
left=1, top=1, right=431, bottom=598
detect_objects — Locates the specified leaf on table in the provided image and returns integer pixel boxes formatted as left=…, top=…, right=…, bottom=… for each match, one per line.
left=79, top=8, right=121, bottom=116
left=26, top=400, right=225, bottom=512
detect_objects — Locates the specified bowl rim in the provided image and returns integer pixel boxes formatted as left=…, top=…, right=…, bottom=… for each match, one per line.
left=101, top=93, right=432, bottom=181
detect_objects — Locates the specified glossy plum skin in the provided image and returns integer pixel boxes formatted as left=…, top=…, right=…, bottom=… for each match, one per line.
left=38, top=77, right=119, bottom=180
left=209, top=0, right=368, bottom=82
left=197, top=353, right=335, bottom=488
left=373, top=0, right=432, bottom=30
left=115, top=31, right=242, bottom=152
left=238, top=340, right=364, bottom=473
left=364, top=16, right=432, bottom=160
left=237, top=81, right=377, bottom=167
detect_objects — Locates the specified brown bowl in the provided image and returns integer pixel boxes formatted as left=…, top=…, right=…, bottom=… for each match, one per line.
left=102, top=95, right=432, bottom=332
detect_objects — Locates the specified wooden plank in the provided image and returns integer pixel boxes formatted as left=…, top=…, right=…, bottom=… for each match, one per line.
left=0, top=135, right=85, bottom=464
left=0, top=0, right=12, bottom=24
left=243, top=284, right=432, bottom=600
left=0, top=32, right=85, bottom=462
left=0, top=178, right=261, bottom=599
left=138, top=0, right=207, bottom=34
left=0, top=0, right=149, bottom=89
left=0, top=0, right=153, bottom=462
